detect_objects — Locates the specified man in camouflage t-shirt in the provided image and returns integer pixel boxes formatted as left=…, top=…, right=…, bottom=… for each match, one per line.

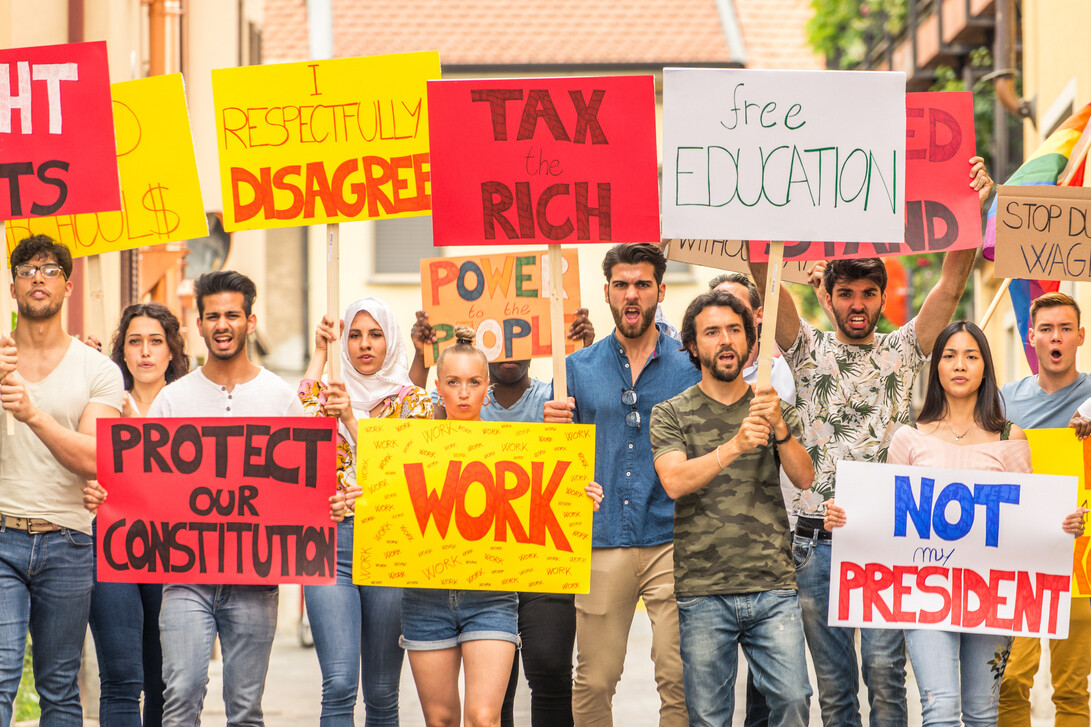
left=651, top=290, right=814, bottom=727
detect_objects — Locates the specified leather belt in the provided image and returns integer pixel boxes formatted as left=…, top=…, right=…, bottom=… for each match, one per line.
left=795, top=516, right=832, bottom=542
left=0, top=513, right=62, bottom=534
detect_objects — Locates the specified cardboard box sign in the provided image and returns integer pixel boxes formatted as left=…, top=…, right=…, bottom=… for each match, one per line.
left=993, top=185, right=1091, bottom=282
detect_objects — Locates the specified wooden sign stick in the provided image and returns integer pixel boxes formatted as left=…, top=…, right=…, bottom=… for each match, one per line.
left=86, top=254, right=107, bottom=344
left=756, top=241, right=784, bottom=389
left=1, top=230, right=13, bottom=435
left=548, top=243, right=567, bottom=400
left=326, top=223, right=341, bottom=382
left=977, top=277, right=1012, bottom=329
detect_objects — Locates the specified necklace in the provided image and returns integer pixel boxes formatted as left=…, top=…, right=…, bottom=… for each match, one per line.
left=944, top=420, right=974, bottom=440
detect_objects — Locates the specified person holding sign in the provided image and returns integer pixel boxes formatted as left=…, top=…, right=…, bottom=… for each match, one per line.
left=0, top=235, right=124, bottom=726
left=650, top=290, right=814, bottom=727
left=824, top=321, right=1085, bottom=726
left=299, top=298, right=432, bottom=726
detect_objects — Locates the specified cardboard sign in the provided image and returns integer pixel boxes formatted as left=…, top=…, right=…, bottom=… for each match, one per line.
left=96, top=418, right=338, bottom=585
left=353, top=419, right=595, bottom=592
left=427, top=76, right=660, bottom=246
left=662, top=68, right=905, bottom=244
left=830, top=460, right=1075, bottom=637
left=993, top=185, right=1091, bottom=281
left=4, top=74, right=207, bottom=257
left=666, top=238, right=811, bottom=284
left=0, top=40, right=121, bottom=220
left=212, top=51, right=440, bottom=231
left=421, top=249, right=583, bottom=366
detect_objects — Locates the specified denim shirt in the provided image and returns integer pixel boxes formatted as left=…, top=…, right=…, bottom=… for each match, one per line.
left=558, top=329, right=701, bottom=548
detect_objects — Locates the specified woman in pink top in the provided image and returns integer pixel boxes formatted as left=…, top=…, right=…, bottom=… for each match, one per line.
left=825, top=321, right=1086, bottom=727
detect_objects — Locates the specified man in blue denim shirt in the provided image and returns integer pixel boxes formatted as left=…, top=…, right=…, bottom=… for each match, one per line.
left=545, top=243, right=699, bottom=727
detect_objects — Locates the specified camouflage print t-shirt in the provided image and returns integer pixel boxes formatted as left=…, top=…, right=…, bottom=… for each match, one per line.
left=650, top=385, right=800, bottom=597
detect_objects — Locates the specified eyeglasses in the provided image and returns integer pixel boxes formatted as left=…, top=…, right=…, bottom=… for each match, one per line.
left=622, top=388, right=641, bottom=429
left=13, top=264, right=67, bottom=280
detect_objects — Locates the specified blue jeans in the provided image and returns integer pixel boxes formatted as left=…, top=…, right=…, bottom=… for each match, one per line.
left=159, top=583, right=278, bottom=727
left=304, top=519, right=403, bottom=726
left=793, top=534, right=907, bottom=727
left=0, top=525, right=94, bottom=727
left=676, top=590, right=811, bottom=727
left=904, top=629, right=1011, bottom=727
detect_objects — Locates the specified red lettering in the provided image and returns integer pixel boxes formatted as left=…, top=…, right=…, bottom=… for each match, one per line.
left=891, top=565, right=916, bottom=623
left=838, top=561, right=866, bottom=620
left=863, top=564, right=895, bottom=622
left=986, top=569, right=1016, bottom=630
left=961, top=568, right=990, bottom=629
left=428, top=260, right=459, bottom=306
left=494, top=460, right=529, bottom=543
left=454, top=461, right=496, bottom=541
left=529, top=461, right=571, bottom=552
left=405, top=462, right=459, bottom=537
left=916, top=566, right=951, bottom=624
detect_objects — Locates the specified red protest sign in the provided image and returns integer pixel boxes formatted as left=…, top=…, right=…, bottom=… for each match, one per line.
left=750, top=92, right=979, bottom=261
left=427, top=76, right=660, bottom=246
left=0, top=41, right=121, bottom=221
left=96, top=418, right=338, bottom=585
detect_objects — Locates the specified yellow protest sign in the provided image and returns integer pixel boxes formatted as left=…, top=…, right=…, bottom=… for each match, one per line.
left=1026, top=428, right=1091, bottom=597
left=212, top=51, right=440, bottom=232
left=353, top=419, right=595, bottom=592
left=4, top=74, right=207, bottom=257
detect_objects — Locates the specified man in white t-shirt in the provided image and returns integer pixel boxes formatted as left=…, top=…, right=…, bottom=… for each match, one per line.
left=0, top=235, right=124, bottom=725
left=149, top=271, right=303, bottom=727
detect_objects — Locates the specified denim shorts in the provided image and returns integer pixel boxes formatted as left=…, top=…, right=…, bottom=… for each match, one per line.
left=400, top=588, right=520, bottom=651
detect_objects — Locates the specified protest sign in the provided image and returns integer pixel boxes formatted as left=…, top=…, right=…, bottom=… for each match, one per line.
left=993, top=185, right=1091, bottom=281
left=426, top=76, right=660, bottom=246
left=666, top=238, right=811, bottom=284
left=1025, top=428, right=1091, bottom=598
left=0, top=40, right=120, bottom=220
left=353, top=419, right=595, bottom=592
left=420, top=249, right=582, bottom=366
left=212, top=51, right=440, bottom=231
left=96, top=417, right=338, bottom=585
left=662, top=68, right=905, bottom=243
left=830, top=460, right=1076, bottom=637
left=4, top=73, right=207, bottom=257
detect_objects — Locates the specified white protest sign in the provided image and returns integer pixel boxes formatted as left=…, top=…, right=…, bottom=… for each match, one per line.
left=830, top=460, right=1075, bottom=638
left=662, top=69, right=906, bottom=243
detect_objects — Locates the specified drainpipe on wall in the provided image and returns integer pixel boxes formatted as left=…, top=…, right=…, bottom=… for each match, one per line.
left=986, top=0, right=1034, bottom=182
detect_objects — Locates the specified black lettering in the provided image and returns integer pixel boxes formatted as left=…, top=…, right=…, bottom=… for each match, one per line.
left=111, top=423, right=141, bottom=473
left=266, top=427, right=296, bottom=483
left=237, top=484, right=259, bottom=516
left=0, top=162, right=33, bottom=216
left=102, top=518, right=129, bottom=571
left=171, top=424, right=202, bottom=475
left=243, top=424, right=272, bottom=478
left=143, top=423, right=172, bottom=473
left=293, top=427, right=333, bottom=488
left=31, top=160, right=69, bottom=216
left=201, top=425, right=245, bottom=478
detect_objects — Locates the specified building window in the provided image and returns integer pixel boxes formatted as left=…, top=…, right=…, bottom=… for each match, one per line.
left=373, top=215, right=436, bottom=279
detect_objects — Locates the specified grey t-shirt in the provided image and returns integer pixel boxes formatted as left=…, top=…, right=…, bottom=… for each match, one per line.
left=1001, top=373, right=1091, bottom=429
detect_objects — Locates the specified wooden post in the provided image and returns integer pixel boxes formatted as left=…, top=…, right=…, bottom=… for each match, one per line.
left=86, top=254, right=106, bottom=343
left=326, top=223, right=340, bottom=381
left=978, top=277, right=1012, bottom=329
left=1, top=231, right=12, bottom=435
left=548, top=244, right=567, bottom=400
left=755, top=241, right=784, bottom=388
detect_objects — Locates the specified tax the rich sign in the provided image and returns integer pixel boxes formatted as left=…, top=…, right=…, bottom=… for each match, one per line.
left=212, top=51, right=440, bottom=231
left=353, top=419, right=595, bottom=592
left=96, top=418, right=338, bottom=585
left=426, top=76, right=660, bottom=246
left=830, top=461, right=1076, bottom=638
left=0, top=41, right=121, bottom=220
left=420, top=249, right=582, bottom=366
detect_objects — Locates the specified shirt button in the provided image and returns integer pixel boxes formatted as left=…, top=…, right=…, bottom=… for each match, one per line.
left=624, top=363, right=630, bottom=368
left=221, top=386, right=226, bottom=391
left=628, top=444, right=633, bottom=449
left=624, top=499, right=629, bottom=505
left=626, top=471, right=631, bottom=477
left=226, top=407, right=231, bottom=412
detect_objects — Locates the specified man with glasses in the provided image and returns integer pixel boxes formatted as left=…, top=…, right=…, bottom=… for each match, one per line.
left=0, top=235, right=124, bottom=725
left=545, top=243, right=699, bottom=727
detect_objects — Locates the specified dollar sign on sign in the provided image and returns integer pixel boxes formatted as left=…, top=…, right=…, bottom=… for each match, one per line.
left=142, top=184, right=181, bottom=236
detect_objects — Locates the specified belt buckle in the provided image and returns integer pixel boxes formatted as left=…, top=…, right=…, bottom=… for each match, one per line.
left=27, top=519, right=57, bottom=535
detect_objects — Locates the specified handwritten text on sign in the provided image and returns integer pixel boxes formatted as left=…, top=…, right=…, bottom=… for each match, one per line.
left=0, top=40, right=120, bottom=220
left=666, top=239, right=811, bottom=284
left=421, top=249, right=582, bottom=366
left=4, top=74, right=207, bottom=257
left=353, top=419, right=595, bottom=592
left=96, top=418, right=338, bottom=585
left=426, top=76, right=660, bottom=246
left=212, top=51, right=440, bottom=231
left=662, top=68, right=905, bottom=243
left=993, top=185, right=1091, bottom=282
left=830, top=461, right=1075, bottom=637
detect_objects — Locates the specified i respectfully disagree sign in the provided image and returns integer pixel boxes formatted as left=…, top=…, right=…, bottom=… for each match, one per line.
left=662, top=68, right=905, bottom=243
left=5, top=73, right=207, bottom=256
left=96, top=418, right=338, bottom=585
left=420, top=249, right=582, bottom=366
left=831, top=461, right=1076, bottom=638
left=427, top=76, right=660, bottom=245
left=353, top=419, right=595, bottom=592
left=0, top=40, right=120, bottom=220
left=212, top=51, right=440, bottom=231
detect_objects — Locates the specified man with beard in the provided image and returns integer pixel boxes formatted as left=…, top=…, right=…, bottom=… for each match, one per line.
left=0, top=236, right=124, bottom=725
left=545, top=243, right=699, bottom=727
left=651, top=290, right=813, bottom=727
left=147, top=271, right=304, bottom=726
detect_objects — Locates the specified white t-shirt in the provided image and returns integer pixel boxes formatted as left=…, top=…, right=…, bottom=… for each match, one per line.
left=0, top=338, right=124, bottom=534
left=149, top=367, right=303, bottom=419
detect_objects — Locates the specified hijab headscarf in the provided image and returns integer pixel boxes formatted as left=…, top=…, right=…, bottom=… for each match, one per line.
left=332, top=298, right=412, bottom=426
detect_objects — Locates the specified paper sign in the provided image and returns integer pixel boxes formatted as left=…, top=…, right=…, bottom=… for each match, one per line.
left=353, top=419, right=595, bottom=592
left=96, top=418, right=338, bottom=585
left=427, top=76, right=660, bottom=245
left=830, top=460, right=1075, bottom=637
left=993, top=185, right=1091, bottom=281
left=4, top=74, right=207, bottom=257
left=748, top=92, right=980, bottom=261
left=662, top=68, right=905, bottom=243
left=212, top=51, right=440, bottom=231
left=1025, top=428, right=1091, bottom=598
left=666, top=238, right=811, bottom=284
left=0, top=41, right=121, bottom=220
left=421, top=249, right=583, bottom=366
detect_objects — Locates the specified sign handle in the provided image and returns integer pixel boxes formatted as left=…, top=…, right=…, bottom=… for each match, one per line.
left=548, top=244, right=567, bottom=400
left=756, top=241, right=784, bottom=389
left=978, top=277, right=1012, bottom=329
left=326, top=223, right=340, bottom=382
left=86, top=254, right=106, bottom=343
left=0, top=234, right=12, bottom=436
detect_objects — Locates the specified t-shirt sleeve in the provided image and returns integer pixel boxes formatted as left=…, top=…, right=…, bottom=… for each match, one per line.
left=780, top=402, right=802, bottom=440
left=895, top=317, right=928, bottom=365
left=886, top=426, right=913, bottom=466
left=649, top=400, right=686, bottom=460
left=783, top=318, right=814, bottom=369
left=89, top=355, right=125, bottom=413
left=1078, top=397, right=1091, bottom=419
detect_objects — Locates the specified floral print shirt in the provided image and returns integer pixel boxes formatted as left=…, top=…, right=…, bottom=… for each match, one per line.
left=783, top=317, right=926, bottom=516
